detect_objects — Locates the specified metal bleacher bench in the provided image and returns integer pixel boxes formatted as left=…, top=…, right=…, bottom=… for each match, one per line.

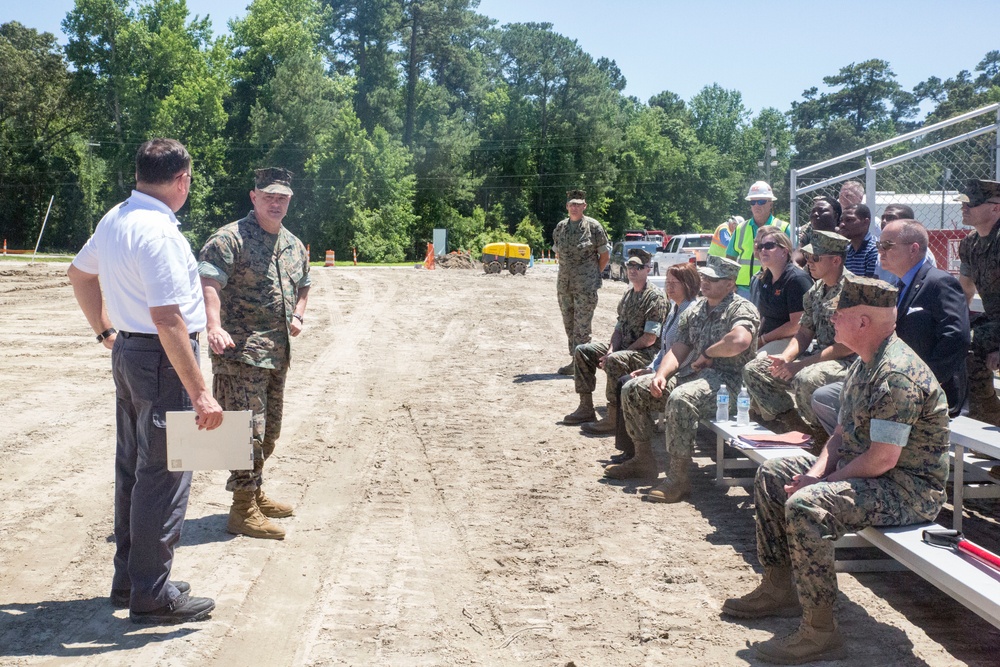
left=700, top=417, right=1000, bottom=630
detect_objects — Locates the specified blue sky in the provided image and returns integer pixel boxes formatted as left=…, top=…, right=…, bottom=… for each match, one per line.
left=9, top=0, right=999, bottom=117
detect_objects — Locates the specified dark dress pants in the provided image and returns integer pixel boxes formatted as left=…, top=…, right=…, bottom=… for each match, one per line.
left=111, top=335, right=194, bottom=612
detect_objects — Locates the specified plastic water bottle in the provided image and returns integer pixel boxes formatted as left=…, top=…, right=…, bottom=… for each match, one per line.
left=737, top=386, right=751, bottom=426
left=715, top=384, right=730, bottom=423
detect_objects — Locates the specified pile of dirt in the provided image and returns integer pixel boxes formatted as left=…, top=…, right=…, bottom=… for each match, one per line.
left=435, top=251, right=478, bottom=269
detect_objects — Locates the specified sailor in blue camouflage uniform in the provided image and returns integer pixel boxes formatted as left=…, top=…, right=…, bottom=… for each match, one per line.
left=956, top=179, right=1000, bottom=425
left=640, top=256, right=760, bottom=502
left=553, top=189, right=610, bottom=375
left=564, top=248, right=666, bottom=429
left=199, top=167, right=311, bottom=540
left=722, top=275, right=950, bottom=665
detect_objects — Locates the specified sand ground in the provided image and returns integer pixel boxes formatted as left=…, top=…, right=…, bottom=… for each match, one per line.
left=1, top=261, right=998, bottom=666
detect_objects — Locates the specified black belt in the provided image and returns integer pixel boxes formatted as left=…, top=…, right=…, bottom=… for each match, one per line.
left=120, top=331, right=199, bottom=341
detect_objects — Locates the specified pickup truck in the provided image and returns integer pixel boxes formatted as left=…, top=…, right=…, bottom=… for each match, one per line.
left=652, top=233, right=712, bottom=275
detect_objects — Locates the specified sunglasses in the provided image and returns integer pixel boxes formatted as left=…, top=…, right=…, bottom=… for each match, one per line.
left=626, top=264, right=648, bottom=271
left=754, top=241, right=780, bottom=251
left=749, top=199, right=771, bottom=206
left=875, top=240, right=896, bottom=251
left=803, top=253, right=829, bottom=263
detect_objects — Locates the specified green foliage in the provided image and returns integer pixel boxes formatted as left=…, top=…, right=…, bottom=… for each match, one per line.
left=5, top=7, right=1000, bottom=258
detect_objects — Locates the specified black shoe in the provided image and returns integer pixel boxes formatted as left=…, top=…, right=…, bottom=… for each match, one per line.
left=129, top=593, right=215, bottom=624
left=607, top=452, right=632, bottom=464
left=111, top=581, right=191, bottom=609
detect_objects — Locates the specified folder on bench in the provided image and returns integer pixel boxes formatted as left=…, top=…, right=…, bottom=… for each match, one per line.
left=735, top=431, right=813, bottom=449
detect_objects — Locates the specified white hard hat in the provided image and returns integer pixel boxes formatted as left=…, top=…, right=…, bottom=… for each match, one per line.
left=745, top=181, right=777, bottom=201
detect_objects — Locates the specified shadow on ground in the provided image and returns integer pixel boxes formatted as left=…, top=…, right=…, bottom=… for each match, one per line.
left=0, top=597, right=203, bottom=658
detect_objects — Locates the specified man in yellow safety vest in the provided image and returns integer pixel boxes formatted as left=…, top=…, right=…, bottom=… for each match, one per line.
left=726, top=181, right=789, bottom=298
left=709, top=215, right=743, bottom=258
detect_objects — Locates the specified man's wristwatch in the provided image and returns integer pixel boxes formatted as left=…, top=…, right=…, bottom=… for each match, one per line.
left=96, top=327, right=117, bottom=343
left=292, top=313, right=304, bottom=323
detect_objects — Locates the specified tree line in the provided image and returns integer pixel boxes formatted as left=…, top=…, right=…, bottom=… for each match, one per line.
left=2, top=0, right=1000, bottom=260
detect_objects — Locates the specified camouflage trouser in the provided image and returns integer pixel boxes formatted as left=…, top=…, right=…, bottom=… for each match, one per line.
left=213, top=360, right=289, bottom=492
left=621, top=373, right=678, bottom=444
left=573, top=343, right=656, bottom=404
left=558, top=288, right=599, bottom=355
left=742, top=356, right=850, bottom=426
left=754, top=455, right=934, bottom=607
left=663, top=370, right=736, bottom=459
left=967, top=320, right=1000, bottom=411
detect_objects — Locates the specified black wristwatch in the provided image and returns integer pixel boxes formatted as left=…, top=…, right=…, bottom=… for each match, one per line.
left=96, top=327, right=117, bottom=343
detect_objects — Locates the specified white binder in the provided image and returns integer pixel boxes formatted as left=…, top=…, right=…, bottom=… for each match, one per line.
left=166, top=410, right=254, bottom=471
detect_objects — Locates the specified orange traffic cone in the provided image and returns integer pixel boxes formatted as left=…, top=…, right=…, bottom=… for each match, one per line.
left=424, top=243, right=435, bottom=270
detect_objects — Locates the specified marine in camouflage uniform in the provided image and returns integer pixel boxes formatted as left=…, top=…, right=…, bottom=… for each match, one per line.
left=743, top=231, right=855, bottom=430
left=199, top=168, right=311, bottom=539
left=723, top=276, right=948, bottom=664
left=553, top=190, right=609, bottom=372
left=565, top=248, right=666, bottom=428
left=957, top=179, right=1000, bottom=424
left=630, top=257, right=759, bottom=498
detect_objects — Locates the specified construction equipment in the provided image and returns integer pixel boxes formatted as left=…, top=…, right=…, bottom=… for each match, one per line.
left=482, top=242, right=530, bottom=275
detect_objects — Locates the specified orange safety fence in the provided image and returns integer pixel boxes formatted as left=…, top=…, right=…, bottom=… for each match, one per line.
left=424, top=243, right=435, bottom=270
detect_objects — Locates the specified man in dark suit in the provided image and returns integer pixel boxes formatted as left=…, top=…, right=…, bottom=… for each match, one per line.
left=812, top=219, right=970, bottom=431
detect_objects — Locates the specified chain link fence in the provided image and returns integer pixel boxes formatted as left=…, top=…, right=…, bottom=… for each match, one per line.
left=791, top=105, right=1000, bottom=274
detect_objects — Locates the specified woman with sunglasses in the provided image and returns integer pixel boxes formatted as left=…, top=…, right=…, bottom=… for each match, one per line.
left=602, top=262, right=700, bottom=479
left=750, top=226, right=813, bottom=356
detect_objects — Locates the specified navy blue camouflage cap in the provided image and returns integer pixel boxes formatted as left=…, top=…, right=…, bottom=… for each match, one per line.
left=698, top=255, right=740, bottom=280
left=255, top=167, right=294, bottom=195
left=801, top=230, right=849, bottom=256
left=834, top=274, right=898, bottom=310
left=626, top=247, right=652, bottom=266
left=955, top=179, right=1000, bottom=207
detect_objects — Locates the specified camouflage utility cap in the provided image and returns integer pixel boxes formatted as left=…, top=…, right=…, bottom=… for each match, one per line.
left=255, top=167, right=294, bottom=195
left=566, top=189, right=587, bottom=204
left=955, top=179, right=1000, bottom=207
left=835, top=274, right=898, bottom=310
left=626, top=247, right=652, bottom=266
left=801, top=230, right=849, bottom=256
left=698, top=255, right=740, bottom=280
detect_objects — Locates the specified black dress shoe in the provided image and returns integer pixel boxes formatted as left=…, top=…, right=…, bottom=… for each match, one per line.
left=111, top=581, right=191, bottom=609
left=129, top=593, right=215, bottom=624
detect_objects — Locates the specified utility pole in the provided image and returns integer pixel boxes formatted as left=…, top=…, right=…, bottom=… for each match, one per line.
left=86, top=142, right=100, bottom=235
left=758, top=130, right=778, bottom=183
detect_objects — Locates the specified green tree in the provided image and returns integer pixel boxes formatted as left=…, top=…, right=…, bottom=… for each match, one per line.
left=789, top=60, right=911, bottom=170
left=0, top=22, right=95, bottom=249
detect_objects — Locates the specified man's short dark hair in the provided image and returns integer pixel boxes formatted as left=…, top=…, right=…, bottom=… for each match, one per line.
left=813, top=195, right=842, bottom=222
left=135, top=138, right=191, bottom=185
left=853, top=204, right=871, bottom=220
left=882, top=204, right=915, bottom=221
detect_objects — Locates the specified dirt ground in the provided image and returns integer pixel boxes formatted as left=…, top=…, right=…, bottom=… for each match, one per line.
left=1, top=260, right=999, bottom=666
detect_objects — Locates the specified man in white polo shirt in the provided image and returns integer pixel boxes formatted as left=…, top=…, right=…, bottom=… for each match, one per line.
left=68, top=138, right=223, bottom=624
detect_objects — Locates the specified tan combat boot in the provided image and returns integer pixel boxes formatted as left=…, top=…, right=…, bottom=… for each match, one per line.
left=255, top=487, right=294, bottom=518
left=227, top=490, right=285, bottom=539
left=562, top=393, right=596, bottom=424
left=645, top=454, right=691, bottom=503
left=581, top=407, right=617, bottom=435
left=556, top=359, right=575, bottom=376
left=721, top=566, right=801, bottom=618
left=753, top=605, right=846, bottom=664
left=604, top=438, right=658, bottom=480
